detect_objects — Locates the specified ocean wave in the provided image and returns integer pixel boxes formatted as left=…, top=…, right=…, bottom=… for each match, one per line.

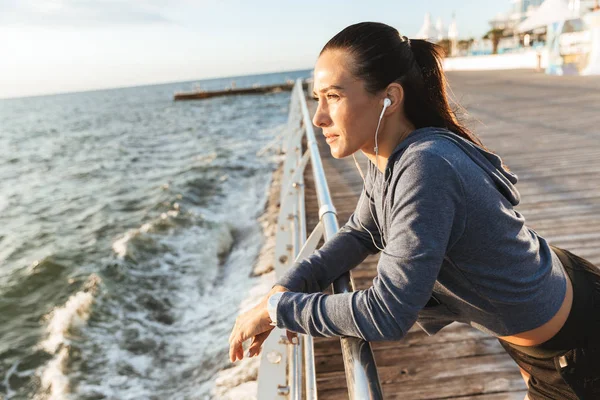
left=0, top=78, right=294, bottom=398
left=112, top=203, right=191, bottom=261
left=72, top=216, right=263, bottom=399
left=35, top=274, right=101, bottom=400
left=2, top=257, right=68, bottom=299
left=70, top=171, right=273, bottom=399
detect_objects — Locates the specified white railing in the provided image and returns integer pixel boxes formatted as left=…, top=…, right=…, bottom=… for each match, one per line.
left=256, top=80, right=383, bottom=400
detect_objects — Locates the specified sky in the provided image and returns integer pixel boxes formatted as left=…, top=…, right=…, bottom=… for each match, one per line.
left=0, top=0, right=511, bottom=99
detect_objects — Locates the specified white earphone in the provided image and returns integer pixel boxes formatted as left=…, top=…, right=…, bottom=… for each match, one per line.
left=374, top=98, right=391, bottom=153
left=350, top=96, right=393, bottom=252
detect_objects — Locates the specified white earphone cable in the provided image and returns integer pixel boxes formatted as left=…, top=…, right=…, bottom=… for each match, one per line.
left=350, top=98, right=390, bottom=252
left=352, top=154, right=385, bottom=252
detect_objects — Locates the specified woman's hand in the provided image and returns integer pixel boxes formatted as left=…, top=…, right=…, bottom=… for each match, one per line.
left=228, top=285, right=291, bottom=362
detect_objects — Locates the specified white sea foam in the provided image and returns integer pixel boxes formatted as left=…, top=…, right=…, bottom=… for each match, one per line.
left=40, top=275, right=100, bottom=354
left=73, top=221, right=266, bottom=399
left=56, top=167, right=280, bottom=400
left=36, top=274, right=101, bottom=399
left=112, top=231, right=135, bottom=259
left=111, top=210, right=175, bottom=259
left=40, top=291, right=95, bottom=354
left=70, top=171, right=275, bottom=399
left=38, top=347, right=70, bottom=400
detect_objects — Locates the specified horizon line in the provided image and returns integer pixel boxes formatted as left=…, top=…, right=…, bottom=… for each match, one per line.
left=0, top=66, right=314, bottom=101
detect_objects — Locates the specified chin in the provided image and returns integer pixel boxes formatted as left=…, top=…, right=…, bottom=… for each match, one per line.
left=330, top=147, right=346, bottom=159
left=332, top=145, right=356, bottom=159
left=328, top=139, right=354, bottom=159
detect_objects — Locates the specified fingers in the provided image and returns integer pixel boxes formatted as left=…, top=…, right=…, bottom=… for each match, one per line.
left=251, top=331, right=269, bottom=349
left=229, top=338, right=242, bottom=363
left=230, top=332, right=269, bottom=361
left=228, top=319, right=239, bottom=362
left=230, top=329, right=299, bottom=363
left=229, top=323, right=272, bottom=362
left=228, top=319, right=246, bottom=362
left=228, top=304, right=287, bottom=363
left=236, top=340, right=244, bottom=361
left=248, top=331, right=270, bottom=357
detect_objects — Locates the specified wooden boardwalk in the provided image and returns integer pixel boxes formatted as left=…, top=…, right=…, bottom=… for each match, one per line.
left=302, top=70, right=600, bottom=399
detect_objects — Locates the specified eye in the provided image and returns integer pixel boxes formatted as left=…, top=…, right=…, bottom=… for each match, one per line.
left=311, top=96, right=319, bottom=101
left=326, top=93, right=340, bottom=100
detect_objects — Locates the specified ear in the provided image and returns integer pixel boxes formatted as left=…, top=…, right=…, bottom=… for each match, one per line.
left=383, top=83, right=404, bottom=115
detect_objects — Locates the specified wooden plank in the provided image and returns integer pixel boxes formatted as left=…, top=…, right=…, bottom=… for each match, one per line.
left=317, top=362, right=527, bottom=399
left=449, top=391, right=528, bottom=400
left=316, top=337, right=505, bottom=373
left=318, top=374, right=527, bottom=400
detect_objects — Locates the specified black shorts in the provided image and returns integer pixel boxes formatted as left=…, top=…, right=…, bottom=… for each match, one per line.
left=499, top=246, right=600, bottom=399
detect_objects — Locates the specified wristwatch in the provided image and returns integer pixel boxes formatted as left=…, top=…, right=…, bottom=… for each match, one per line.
left=267, top=292, right=285, bottom=326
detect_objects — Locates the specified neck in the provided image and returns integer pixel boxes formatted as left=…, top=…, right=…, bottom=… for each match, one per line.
left=362, top=122, right=415, bottom=173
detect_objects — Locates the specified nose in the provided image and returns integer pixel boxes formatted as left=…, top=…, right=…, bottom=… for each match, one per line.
left=312, top=102, right=332, bottom=128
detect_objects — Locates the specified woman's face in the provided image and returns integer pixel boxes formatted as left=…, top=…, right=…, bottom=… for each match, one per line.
left=312, top=49, right=382, bottom=159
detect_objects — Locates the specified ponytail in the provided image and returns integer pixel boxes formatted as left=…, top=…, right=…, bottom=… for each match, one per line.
left=402, top=39, right=487, bottom=150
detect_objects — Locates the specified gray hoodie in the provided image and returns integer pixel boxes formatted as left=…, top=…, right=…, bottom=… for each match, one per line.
left=274, top=127, right=567, bottom=340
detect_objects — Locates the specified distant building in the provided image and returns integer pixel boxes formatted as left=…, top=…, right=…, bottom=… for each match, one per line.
left=489, top=0, right=545, bottom=31
left=515, top=0, right=546, bottom=14
left=416, top=12, right=438, bottom=40
left=448, top=14, right=459, bottom=56
left=416, top=12, right=456, bottom=42
left=436, top=17, right=446, bottom=41
left=490, top=0, right=596, bottom=32
left=414, top=11, right=464, bottom=57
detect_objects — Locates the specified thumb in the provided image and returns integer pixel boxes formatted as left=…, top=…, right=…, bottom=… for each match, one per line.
left=287, top=330, right=298, bottom=345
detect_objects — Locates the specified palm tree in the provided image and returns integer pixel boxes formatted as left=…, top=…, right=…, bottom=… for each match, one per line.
left=483, top=28, right=504, bottom=55
left=458, top=39, right=475, bottom=54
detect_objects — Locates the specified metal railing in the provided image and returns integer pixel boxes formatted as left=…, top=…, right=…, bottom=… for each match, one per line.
left=256, top=80, right=383, bottom=399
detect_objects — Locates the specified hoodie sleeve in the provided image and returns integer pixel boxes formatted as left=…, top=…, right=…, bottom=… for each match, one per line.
left=274, top=151, right=467, bottom=341
left=274, top=166, right=383, bottom=293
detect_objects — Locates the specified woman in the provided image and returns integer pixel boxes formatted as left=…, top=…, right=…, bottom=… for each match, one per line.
left=228, top=22, right=600, bottom=399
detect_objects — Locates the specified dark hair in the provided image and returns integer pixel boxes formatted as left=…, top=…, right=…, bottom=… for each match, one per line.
left=321, top=21, right=487, bottom=149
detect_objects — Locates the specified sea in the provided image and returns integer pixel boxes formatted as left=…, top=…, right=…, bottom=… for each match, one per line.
left=0, top=69, right=312, bottom=399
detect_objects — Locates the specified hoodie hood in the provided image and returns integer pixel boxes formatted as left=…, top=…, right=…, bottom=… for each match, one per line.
left=389, top=127, right=521, bottom=206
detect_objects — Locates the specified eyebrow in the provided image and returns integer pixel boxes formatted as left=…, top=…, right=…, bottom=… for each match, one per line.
left=312, top=85, right=344, bottom=97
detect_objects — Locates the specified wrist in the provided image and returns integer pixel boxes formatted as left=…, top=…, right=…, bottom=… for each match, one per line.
left=269, top=285, right=289, bottom=295
left=267, top=292, right=285, bottom=326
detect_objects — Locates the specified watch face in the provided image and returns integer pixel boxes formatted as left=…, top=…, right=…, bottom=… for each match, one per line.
left=269, top=293, right=280, bottom=307
left=268, top=292, right=283, bottom=310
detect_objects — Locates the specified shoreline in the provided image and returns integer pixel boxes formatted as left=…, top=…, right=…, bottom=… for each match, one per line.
left=210, top=159, right=284, bottom=399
